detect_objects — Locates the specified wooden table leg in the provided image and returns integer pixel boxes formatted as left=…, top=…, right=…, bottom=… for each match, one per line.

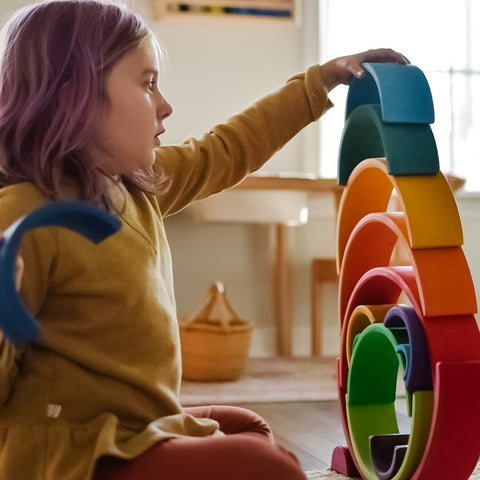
left=273, top=224, right=292, bottom=356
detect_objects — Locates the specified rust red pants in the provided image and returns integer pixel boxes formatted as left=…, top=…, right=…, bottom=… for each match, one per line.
left=93, top=406, right=307, bottom=480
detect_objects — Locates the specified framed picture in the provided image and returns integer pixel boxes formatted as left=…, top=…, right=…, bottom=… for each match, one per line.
left=152, top=0, right=297, bottom=21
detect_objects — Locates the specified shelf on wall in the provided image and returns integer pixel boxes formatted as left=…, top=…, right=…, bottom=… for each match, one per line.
left=151, top=0, right=296, bottom=21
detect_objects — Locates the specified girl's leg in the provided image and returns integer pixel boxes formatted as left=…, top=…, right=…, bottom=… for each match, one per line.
left=183, top=405, right=275, bottom=440
left=93, top=406, right=307, bottom=480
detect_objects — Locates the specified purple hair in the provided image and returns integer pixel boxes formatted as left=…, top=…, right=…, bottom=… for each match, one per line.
left=0, top=0, right=168, bottom=209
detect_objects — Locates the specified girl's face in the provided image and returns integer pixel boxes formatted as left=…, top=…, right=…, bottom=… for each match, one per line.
left=86, top=36, right=173, bottom=176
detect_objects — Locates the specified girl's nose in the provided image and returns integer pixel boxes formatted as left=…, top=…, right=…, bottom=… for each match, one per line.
left=158, top=95, right=173, bottom=120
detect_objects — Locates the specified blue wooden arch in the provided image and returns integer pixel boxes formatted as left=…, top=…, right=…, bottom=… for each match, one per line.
left=345, top=63, right=435, bottom=124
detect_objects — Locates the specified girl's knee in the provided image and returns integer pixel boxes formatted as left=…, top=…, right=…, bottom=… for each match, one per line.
left=185, top=405, right=273, bottom=440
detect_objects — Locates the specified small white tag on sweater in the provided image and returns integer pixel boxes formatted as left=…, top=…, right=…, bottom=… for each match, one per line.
left=47, top=404, right=62, bottom=418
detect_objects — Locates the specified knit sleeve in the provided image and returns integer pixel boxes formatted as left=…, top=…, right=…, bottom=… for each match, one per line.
left=154, top=64, right=332, bottom=216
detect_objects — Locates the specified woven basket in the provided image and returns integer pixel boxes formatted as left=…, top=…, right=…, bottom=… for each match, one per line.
left=179, top=282, right=253, bottom=381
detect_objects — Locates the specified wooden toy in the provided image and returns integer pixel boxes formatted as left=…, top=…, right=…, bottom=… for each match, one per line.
left=332, top=63, right=480, bottom=480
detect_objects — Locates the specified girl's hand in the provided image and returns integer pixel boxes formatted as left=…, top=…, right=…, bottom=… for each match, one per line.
left=321, top=48, right=410, bottom=91
left=15, top=256, right=24, bottom=291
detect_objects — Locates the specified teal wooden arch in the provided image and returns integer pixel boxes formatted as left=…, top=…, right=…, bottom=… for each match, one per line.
left=337, top=105, right=439, bottom=186
left=345, top=63, right=435, bottom=124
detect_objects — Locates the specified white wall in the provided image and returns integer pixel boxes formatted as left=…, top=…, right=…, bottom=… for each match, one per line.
left=0, top=0, right=29, bottom=15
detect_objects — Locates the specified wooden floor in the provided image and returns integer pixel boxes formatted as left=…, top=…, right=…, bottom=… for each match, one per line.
left=238, top=399, right=411, bottom=472
left=238, top=401, right=344, bottom=471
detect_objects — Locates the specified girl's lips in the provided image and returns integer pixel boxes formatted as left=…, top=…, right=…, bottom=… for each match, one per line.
left=154, top=130, right=165, bottom=146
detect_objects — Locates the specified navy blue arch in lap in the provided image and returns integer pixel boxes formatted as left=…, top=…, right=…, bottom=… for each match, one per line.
left=337, top=104, right=439, bottom=185
left=345, top=63, right=435, bottom=124
left=0, top=201, right=122, bottom=343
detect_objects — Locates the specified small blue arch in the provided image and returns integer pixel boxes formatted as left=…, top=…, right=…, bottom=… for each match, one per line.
left=345, top=63, right=435, bottom=124
left=337, top=104, right=439, bottom=185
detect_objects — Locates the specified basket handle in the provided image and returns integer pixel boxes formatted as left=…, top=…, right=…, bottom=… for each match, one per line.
left=185, top=281, right=241, bottom=329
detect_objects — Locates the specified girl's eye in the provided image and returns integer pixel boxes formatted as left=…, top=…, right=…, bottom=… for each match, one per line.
left=145, top=80, right=156, bottom=92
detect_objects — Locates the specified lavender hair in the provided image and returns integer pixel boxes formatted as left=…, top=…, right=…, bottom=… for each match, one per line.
left=0, top=0, right=169, bottom=210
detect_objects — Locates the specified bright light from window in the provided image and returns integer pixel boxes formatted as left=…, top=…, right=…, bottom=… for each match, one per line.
left=319, top=0, right=480, bottom=191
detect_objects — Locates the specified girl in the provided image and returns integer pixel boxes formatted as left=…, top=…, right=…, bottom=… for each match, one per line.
left=0, top=1, right=407, bottom=479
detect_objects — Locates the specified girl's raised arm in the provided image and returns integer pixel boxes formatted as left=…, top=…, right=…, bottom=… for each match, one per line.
left=154, top=49, right=407, bottom=216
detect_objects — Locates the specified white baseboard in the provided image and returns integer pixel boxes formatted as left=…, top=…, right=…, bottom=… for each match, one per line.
left=249, top=325, right=340, bottom=358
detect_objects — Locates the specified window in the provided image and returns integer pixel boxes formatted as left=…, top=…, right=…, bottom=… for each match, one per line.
left=319, top=0, right=480, bottom=191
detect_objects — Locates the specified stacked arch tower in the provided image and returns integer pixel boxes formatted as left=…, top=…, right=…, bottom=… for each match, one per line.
left=331, top=63, right=480, bottom=480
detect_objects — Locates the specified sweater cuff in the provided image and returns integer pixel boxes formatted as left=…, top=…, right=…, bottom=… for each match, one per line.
left=287, top=64, right=334, bottom=120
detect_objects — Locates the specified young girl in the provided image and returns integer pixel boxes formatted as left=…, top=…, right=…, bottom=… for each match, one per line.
left=0, top=1, right=407, bottom=479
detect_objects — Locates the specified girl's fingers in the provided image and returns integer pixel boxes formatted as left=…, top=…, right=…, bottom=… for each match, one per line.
left=15, top=256, right=24, bottom=291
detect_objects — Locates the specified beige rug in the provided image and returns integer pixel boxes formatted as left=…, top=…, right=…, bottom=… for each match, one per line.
left=305, top=460, right=480, bottom=479
left=305, top=470, right=356, bottom=479
left=180, top=357, right=338, bottom=406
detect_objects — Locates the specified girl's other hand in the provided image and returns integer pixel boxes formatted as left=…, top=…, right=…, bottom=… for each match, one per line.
left=15, top=256, right=24, bottom=291
left=321, top=48, right=410, bottom=91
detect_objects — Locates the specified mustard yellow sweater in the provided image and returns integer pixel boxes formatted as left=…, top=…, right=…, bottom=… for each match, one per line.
left=0, top=65, right=330, bottom=480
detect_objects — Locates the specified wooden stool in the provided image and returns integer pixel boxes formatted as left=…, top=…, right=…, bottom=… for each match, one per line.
left=310, top=258, right=338, bottom=357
